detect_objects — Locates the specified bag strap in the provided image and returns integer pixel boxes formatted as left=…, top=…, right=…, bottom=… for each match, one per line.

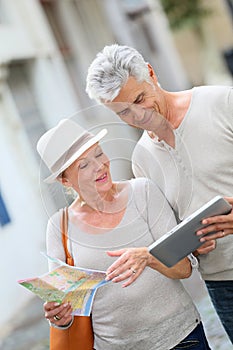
left=61, top=207, right=74, bottom=267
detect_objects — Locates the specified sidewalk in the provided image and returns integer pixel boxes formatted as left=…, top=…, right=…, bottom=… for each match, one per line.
left=197, top=295, right=233, bottom=350
left=182, top=270, right=233, bottom=350
left=0, top=298, right=49, bottom=350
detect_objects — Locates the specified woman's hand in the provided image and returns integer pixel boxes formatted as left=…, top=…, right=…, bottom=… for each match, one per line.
left=105, top=246, right=192, bottom=287
left=105, top=247, right=149, bottom=288
left=44, top=301, right=73, bottom=327
left=196, top=197, right=233, bottom=242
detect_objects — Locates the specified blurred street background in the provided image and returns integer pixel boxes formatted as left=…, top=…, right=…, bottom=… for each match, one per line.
left=1, top=0, right=233, bottom=349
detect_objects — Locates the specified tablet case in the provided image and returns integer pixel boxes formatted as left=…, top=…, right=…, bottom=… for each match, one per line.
left=148, top=196, right=232, bottom=267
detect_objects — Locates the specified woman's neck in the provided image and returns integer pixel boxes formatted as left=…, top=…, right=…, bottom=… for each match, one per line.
left=73, top=183, right=126, bottom=214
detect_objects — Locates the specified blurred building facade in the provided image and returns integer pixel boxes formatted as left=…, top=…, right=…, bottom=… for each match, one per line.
left=170, top=0, right=233, bottom=86
left=0, top=0, right=232, bottom=337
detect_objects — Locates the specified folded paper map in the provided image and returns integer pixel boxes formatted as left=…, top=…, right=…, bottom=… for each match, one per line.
left=18, top=256, right=109, bottom=316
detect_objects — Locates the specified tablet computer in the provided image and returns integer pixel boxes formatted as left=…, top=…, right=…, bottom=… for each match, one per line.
left=148, top=196, right=232, bottom=267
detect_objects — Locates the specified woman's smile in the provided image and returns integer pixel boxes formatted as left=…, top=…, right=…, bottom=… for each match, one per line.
left=95, top=172, right=108, bottom=183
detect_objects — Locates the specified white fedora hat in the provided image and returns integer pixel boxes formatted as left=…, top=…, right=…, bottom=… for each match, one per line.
left=37, top=118, right=107, bottom=183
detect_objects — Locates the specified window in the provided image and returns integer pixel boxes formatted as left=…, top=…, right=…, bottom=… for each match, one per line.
left=8, top=61, right=69, bottom=210
left=0, top=192, right=11, bottom=227
left=226, top=0, right=233, bottom=19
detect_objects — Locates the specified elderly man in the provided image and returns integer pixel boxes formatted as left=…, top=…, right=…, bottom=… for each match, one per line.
left=86, top=44, right=233, bottom=343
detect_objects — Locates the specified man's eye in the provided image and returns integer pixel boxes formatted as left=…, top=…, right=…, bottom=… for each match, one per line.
left=135, top=94, right=144, bottom=104
left=96, top=152, right=103, bottom=158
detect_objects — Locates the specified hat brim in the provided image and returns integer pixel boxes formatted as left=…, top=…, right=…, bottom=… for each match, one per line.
left=43, top=128, right=108, bottom=183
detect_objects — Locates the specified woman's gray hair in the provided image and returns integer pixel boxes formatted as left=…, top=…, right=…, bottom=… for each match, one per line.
left=86, top=44, right=151, bottom=103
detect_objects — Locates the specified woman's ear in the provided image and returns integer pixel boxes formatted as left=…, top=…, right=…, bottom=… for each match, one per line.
left=148, top=64, right=158, bottom=83
left=57, top=175, right=72, bottom=188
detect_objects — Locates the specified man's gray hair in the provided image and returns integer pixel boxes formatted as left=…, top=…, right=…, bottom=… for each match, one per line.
left=86, top=44, right=150, bottom=103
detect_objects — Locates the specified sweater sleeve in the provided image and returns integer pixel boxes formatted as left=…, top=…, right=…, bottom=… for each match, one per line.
left=145, top=178, right=177, bottom=241
left=228, top=87, right=233, bottom=129
left=132, top=142, right=151, bottom=179
left=46, top=210, right=66, bottom=271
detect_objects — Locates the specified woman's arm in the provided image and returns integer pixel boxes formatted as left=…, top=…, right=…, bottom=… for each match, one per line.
left=44, top=213, right=74, bottom=327
left=46, top=212, right=67, bottom=271
left=105, top=247, right=192, bottom=288
left=105, top=179, right=195, bottom=287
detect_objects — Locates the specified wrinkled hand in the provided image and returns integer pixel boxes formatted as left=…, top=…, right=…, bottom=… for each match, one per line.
left=105, top=247, right=149, bottom=287
left=196, top=197, right=233, bottom=242
left=44, top=301, right=73, bottom=326
left=194, top=240, right=216, bottom=256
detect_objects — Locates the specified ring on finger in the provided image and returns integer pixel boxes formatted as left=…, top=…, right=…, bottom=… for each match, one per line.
left=54, top=315, right=61, bottom=321
left=130, top=267, right=137, bottom=274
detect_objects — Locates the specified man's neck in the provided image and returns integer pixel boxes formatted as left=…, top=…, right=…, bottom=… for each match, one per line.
left=167, top=89, right=193, bottom=129
left=147, top=89, right=193, bottom=148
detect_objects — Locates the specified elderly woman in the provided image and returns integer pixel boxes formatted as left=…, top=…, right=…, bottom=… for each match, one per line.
left=36, top=118, right=211, bottom=350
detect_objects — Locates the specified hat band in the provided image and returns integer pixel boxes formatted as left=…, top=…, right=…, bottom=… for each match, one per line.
left=51, top=132, right=94, bottom=173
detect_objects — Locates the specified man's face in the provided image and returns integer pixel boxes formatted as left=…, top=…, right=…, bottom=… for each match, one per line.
left=106, top=76, right=167, bottom=132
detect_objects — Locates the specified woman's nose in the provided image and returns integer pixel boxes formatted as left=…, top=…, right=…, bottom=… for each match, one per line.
left=130, top=105, right=145, bottom=121
left=92, top=158, right=104, bottom=171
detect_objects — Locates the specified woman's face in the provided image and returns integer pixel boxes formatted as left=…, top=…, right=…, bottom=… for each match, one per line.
left=62, top=143, right=112, bottom=199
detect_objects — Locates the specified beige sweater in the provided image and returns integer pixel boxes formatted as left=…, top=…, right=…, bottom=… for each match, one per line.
left=46, top=178, right=200, bottom=350
left=132, top=85, right=233, bottom=281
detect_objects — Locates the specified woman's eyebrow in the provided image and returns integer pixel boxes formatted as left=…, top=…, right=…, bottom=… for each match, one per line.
left=95, top=147, right=102, bottom=154
left=76, top=156, right=88, bottom=162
